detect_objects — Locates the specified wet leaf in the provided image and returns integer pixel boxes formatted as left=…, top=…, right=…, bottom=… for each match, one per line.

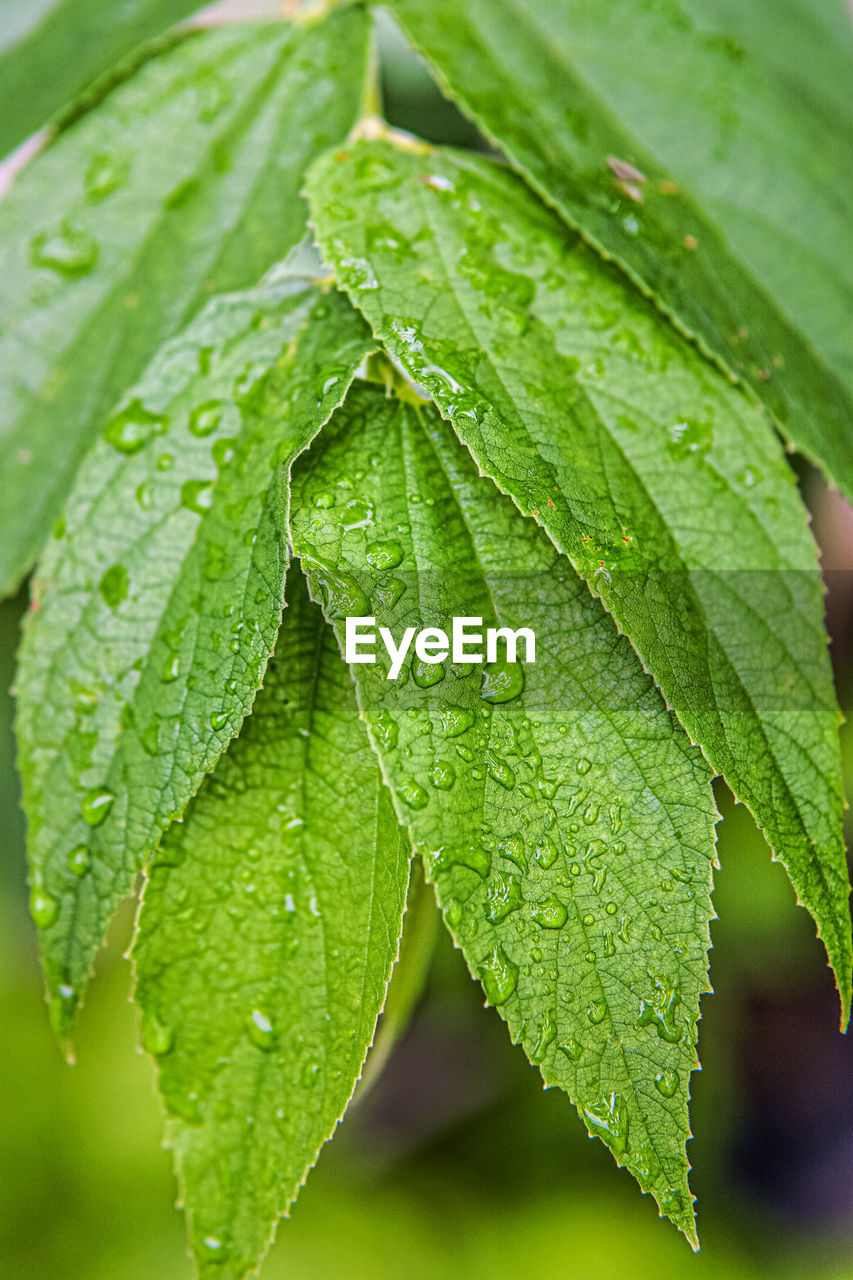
left=15, top=255, right=373, bottom=1039
left=134, top=574, right=410, bottom=1280
left=306, top=139, right=851, bottom=1021
left=290, top=380, right=718, bottom=1239
left=0, top=8, right=369, bottom=595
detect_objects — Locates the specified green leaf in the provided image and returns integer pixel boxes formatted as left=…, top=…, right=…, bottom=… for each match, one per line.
left=384, top=0, right=853, bottom=498
left=0, top=0, right=201, bottom=159
left=133, top=572, right=411, bottom=1280
left=290, top=379, right=719, bottom=1238
left=0, top=8, right=369, bottom=596
left=306, top=138, right=851, bottom=1020
left=15, top=258, right=374, bottom=1040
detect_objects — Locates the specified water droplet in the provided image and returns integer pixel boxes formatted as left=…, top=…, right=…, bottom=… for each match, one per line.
left=576, top=757, right=592, bottom=775
left=246, top=1008, right=277, bottom=1051
left=531, top=895, right=567, bottom=928
left=210, top=711, right=229, bottom=731
left=142, top=1015, right=173, bottom=1056
left=533, top=833, right=558, bottom=868
left=602, top=929, right=616, bottom=957
left=374, top=576, right=406, bottom=611
left=365, top=539, right=404, bottom=570
left=181, top=478, right=215, bottom=516
left=637, top=974, right=682, bottom=1043
left=440, top=705, right=475, bottom=738
left=81, top=786, right=115, bottom=826
left=372, top=709, right=399, bottom=750
left=480, top=661, right=524, bottom=704
left=485, top=871, right=522, bottom=924
left=455, top=744, right=474, bottom=763
left=429, top=760, right=455, bottom=790
left=498, top=833, right=527, bottom=872
left=655, top=1069, right=678, bottom=1097
left=485, top=750, right=515, bottom=790
left=98, top=563, right=129, bottom=610
left=66, top=844, right=91, bottom=877
left=84, top=151, right=129, bottom=202
left=429, top=844, right=491, bottom=878
left=313, top=491, right=335, bottom=509
left=199, top=1235, right=229, bottom=1262
left=587, top=1000, right=606, bottom=1025
left=412, top=655, right=445, bottom=689
left=30, top=887, right=59, bottom=928
left=582, top=1092, right=628, bottom=1154
left=445, top=897, right=463, bottom=929
left=398, top=777, right=429, bottom=809
left=188, top=399, right=224, bottom=437
left=529, top=1011, right=556, bottom=1063
left=212, top=437, right=237, bottom=470
left=30, top=222, right=99, bottom=276
left=339, top=497, right=373, bottom=531
left=136, top=480, right=154, bottom=510
left=140, top=721, right=159, bottom=755
left=162, top=653, right=181, bottom=683
left=559, top=1036, right=583, bottom=1062
left=301, top=550, right=368, bottom=618
left=632, top=1142, right=661, bottom=1181
left=156, top=451, right=173, bottom=471
left=104, top=399, right=167, bottom=454
left=480, top=945, right=518, bottom=1005
left=660, top=1187, right=682, bottom=1214
left=666, top=417, right=713, bottom=461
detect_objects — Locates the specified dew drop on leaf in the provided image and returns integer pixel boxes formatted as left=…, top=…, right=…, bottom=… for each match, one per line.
left=439, top=705, right=474, bottom=738
left=480, top=661, right=524, bottom=704
left=29, top=222, right=99, bottom=276
left=498, top=833, right=527, bottom=872
left=66, top=844, right=91, bottom=878
left=246, top=1008, right=277, bottom=1052
left=529, top=1011, right=556, bottom=1063
left=531, top=894, right=568, bottom=928
left=181, top=479, right=215, bottom=515
left=582, top=1092, right=628, bottom=1154
left=30, top=888, right=59, bottom=928
left=398, top=777, right=429, bottom=809
left=485, top=750, right=515, bottom=789
left=104, top=399, right=168, bottom=454
left=81, top=786, right=115, bottom=826
left=479, top=944, right=518, bottom=1005
left=655, top=1069, right=679, bottom=1097
left=365, top=539, right=404, bottom=570
left=412, top=656, right=445, bottom=689
left=98, top=563, right=129, bottom=610
left=429, top=760, right=455, bottom=790
left=84, top=151, right=129, bottom=203
left=142, top=1015, right=174, bottom=1057
left=587, top=1000, right=607, bottom=1024
left=484, top=870, right=522, bottom=924
left=188, top=399, right=224, bottom=437
left=533, top=833, right=559, bottom=868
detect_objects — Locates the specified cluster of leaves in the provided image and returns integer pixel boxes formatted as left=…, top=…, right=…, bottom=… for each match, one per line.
left=1, top=1, right=851, bottom=1274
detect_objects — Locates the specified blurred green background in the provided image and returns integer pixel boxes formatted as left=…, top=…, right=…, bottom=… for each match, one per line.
left=2, top=8, right=853, bottom=1278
